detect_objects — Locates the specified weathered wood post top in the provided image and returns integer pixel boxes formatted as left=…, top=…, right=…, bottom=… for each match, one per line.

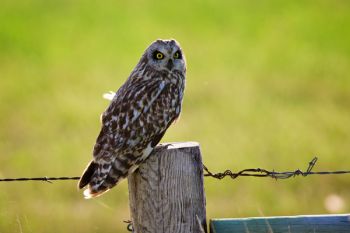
left=128, top=141, right=207, bottom=233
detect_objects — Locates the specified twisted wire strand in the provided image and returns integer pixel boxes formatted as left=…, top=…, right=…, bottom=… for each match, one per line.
left=0, top=176, right=80, bottom=183
left=203, top=157, right=350, bottom=180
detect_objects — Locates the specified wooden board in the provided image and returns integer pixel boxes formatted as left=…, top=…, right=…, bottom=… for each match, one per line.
left=211, top=214, right=350, bottom=233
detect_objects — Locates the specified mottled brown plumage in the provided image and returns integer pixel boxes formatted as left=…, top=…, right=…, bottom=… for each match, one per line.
left=79, top=39, right=186, bottom=198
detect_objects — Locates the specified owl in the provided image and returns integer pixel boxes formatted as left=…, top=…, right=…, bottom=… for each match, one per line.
left=78, top=39, right=186, bottom=198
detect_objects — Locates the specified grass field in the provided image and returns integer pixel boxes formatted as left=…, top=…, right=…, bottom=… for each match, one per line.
left=1, top=1, right=350, bottom=232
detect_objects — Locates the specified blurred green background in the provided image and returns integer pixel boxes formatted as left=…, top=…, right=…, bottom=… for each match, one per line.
left=1, top=0, right=350, bottom=232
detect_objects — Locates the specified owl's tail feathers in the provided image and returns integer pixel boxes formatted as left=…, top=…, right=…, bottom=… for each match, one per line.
left=78, top=161, right=110, bottom=199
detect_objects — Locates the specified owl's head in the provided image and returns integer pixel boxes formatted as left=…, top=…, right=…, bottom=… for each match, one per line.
left=143, top=39, right=186, bottom=73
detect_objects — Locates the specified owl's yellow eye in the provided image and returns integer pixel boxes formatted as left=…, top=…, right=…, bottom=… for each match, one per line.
left=173, top=51, right=182, bottom=59
left=155, top=52, right=164, bottom=60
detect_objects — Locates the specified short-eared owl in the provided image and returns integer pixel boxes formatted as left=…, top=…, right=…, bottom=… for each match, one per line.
left=79, top=39, right=186, bottom=198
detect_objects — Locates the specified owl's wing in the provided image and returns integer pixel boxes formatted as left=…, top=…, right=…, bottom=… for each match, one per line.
left=93, top=79, right=167, bottom=159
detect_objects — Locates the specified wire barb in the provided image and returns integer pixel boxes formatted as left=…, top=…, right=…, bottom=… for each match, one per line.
left=123, top=220, right=133, bottom=232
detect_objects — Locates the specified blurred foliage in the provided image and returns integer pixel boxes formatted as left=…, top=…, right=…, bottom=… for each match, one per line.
left=0, top=0, right=350, bottom=232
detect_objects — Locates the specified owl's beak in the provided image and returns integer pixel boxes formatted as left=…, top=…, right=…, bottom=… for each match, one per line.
left=166, top=59, right=174, bottom=71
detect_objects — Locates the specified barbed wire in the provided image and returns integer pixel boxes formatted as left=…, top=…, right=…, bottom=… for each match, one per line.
left=203, top=157, right=350, bottom=180
left=0, top=176, right=80, bottom=183
left=1, top=157, right=350, bottom=184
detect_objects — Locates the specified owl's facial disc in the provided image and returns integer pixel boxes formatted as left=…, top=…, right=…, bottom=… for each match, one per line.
left=146, top=39, right=186, bottom=73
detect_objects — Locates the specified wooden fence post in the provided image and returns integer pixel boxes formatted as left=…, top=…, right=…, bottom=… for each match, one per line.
left=128, top=142, right=207, bottom=233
